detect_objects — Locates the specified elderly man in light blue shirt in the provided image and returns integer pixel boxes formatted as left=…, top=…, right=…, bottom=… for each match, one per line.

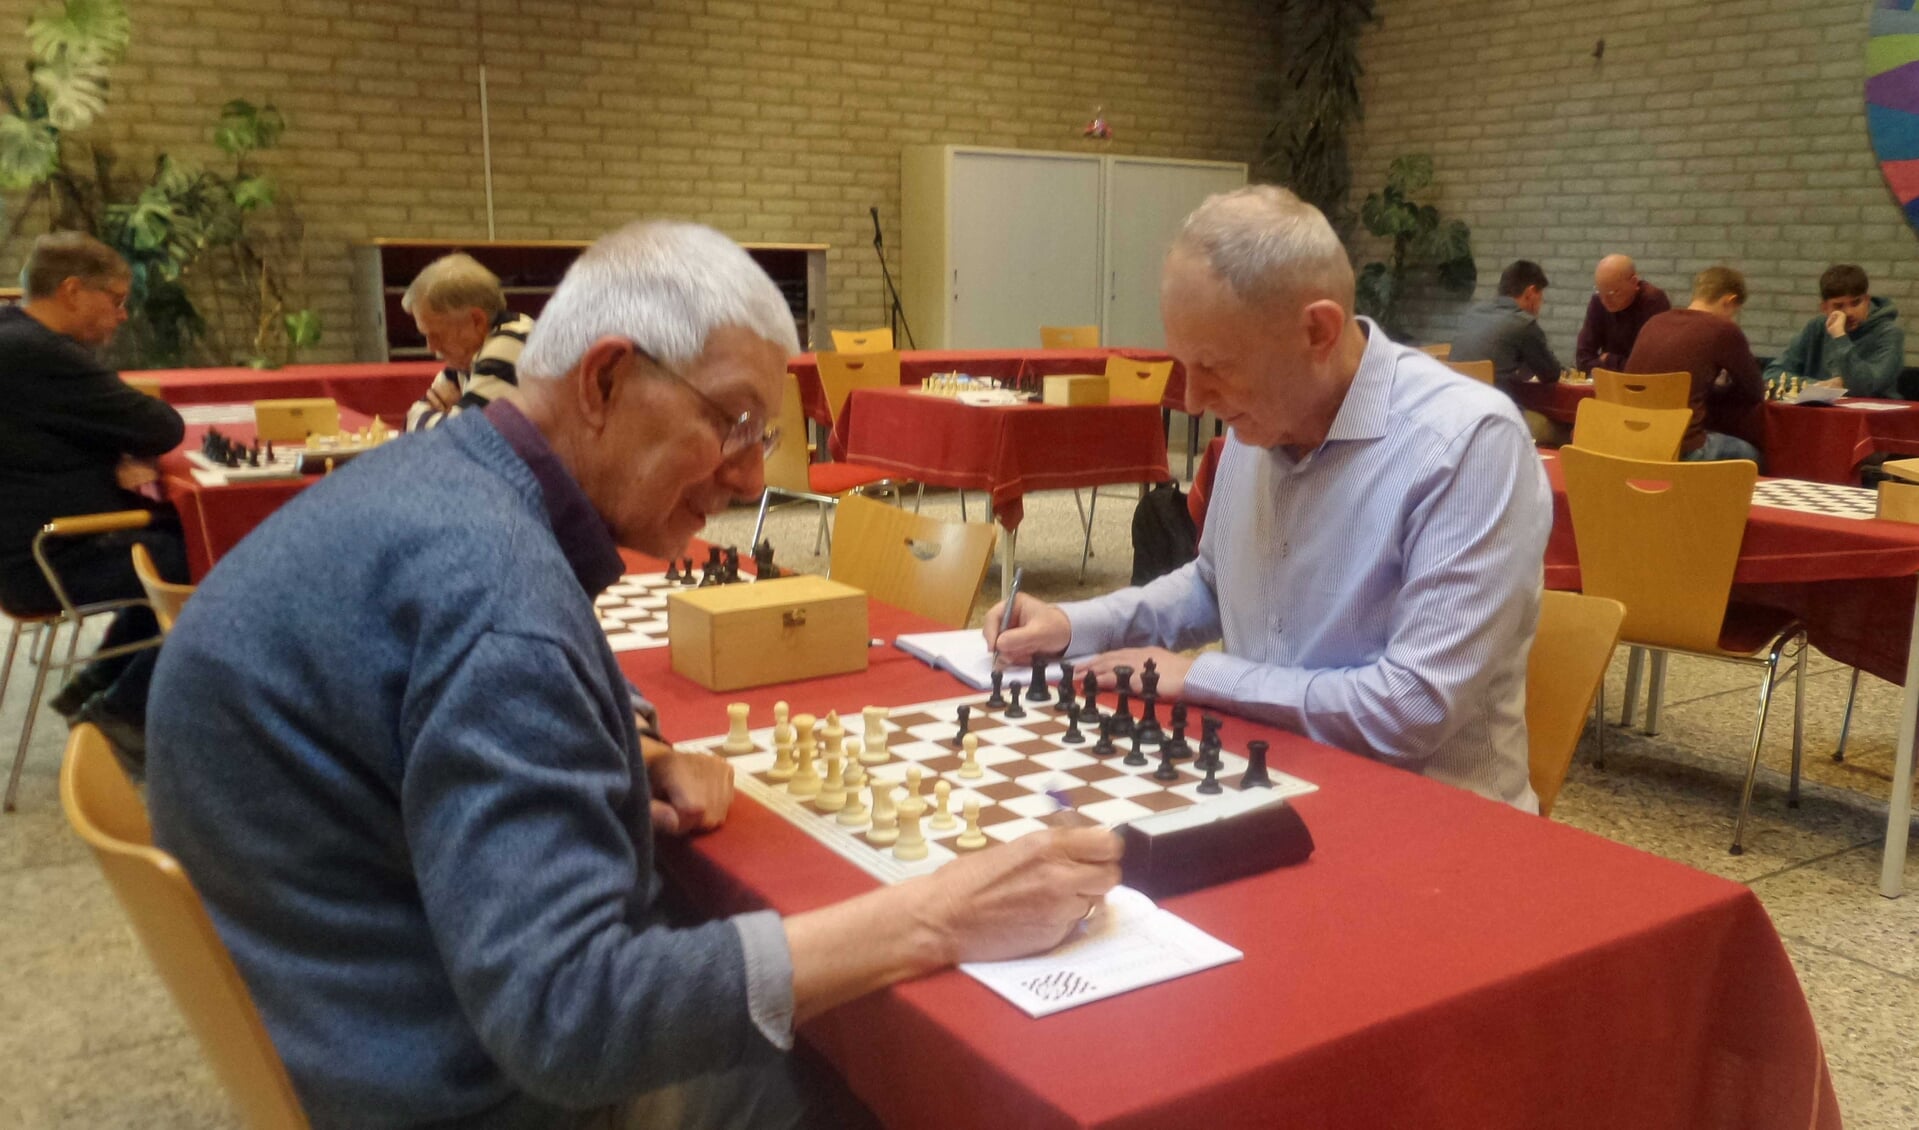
left=988, top=186, right=1551, bottom=810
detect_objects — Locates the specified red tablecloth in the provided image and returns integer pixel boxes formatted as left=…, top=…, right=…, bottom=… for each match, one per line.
left=620, top=568, right=1836, bottom=1130
left=1542, top=451, right=1919, bottom=683
left=789, top=349, right=1186, bottom=428
left=1506, top=379, right=1593, bottom=424
left=158, top=411, right=373, bottom=580
left=835, top=387, right=1170, bottom=529
left=140, top=361, right=439, bottom=428
left=1761, top=400, right=1919, bottom=483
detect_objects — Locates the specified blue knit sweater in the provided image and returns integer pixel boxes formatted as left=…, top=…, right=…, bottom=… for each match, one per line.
left=147, top=411, right=766, bottom=1129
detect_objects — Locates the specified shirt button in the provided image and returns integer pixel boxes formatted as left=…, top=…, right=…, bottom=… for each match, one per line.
left=1281, top=542, right=1290, bottom=558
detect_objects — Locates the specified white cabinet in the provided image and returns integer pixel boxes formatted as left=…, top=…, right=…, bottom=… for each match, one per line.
left=900, top=146, right=1246, bottom=350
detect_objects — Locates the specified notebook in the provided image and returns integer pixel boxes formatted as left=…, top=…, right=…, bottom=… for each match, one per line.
left=894, top=629, right=1065, bottom=690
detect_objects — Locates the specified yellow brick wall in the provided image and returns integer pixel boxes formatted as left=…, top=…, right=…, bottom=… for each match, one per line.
left=0, top=0, right=1280, bottom=363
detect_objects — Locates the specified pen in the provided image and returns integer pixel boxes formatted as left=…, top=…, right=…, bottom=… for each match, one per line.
left=993, top=566, right=1025, bottom=663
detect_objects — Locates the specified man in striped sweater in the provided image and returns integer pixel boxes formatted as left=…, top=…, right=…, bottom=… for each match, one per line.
left=403, top=252, right=536, bottom=431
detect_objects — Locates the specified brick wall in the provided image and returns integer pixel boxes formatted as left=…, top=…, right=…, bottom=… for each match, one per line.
left=0, top=0, right=1279, bottom=364
left=1348, top=0, right=1919, bottom=365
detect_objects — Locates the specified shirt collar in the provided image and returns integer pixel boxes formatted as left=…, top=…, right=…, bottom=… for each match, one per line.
left=1321, top=316, right=1395, bottom=444
left=483, top=399, right=625, bottom=597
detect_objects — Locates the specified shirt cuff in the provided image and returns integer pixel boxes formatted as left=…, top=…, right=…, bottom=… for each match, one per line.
left=1182, top=651, right=1307, bottom=721
left=1059, top=598, right=1121, bottom=659
left=731, top=910, right=796, bottom=1051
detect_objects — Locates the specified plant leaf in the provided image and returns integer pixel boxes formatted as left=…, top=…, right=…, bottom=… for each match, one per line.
left=26, top=0, right=131, bottom=67
left=0, top=112, right=60, bottom=188
left=1385, top=153, right=1433, bottom=194
left=284, top=308, right=322, bottom=348
left=232, top=174, right=275, bottom=211
left=30, top=54, right=110, bottom=130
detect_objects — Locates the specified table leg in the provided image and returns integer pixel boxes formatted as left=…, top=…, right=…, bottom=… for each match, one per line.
left=1643, top=652, right=1668, bottom=735
left=1880, top=585, right=1919, bottom=897
left=993, top=505, right=1019, bottom=604
left=1186, top=414, right=1200, bottom=480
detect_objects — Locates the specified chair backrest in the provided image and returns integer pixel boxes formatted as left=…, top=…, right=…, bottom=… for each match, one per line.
left=831, top=327, right=894, bottom=354
left=764, top=374, right=814, bottom=494
left=130, top=542, right=194, bottom=634
left=1592, top=368, right=1690, bottom=410
left=1040, top=324, right=1100, bottom=349
left=1880, top=479, right=1919, bottom=524
left=816, top=350, right=902, bottom=428
left=1525, top=591, right=1625, bottom=817
left=1570, top=399, right=1689, bottom=462
left=1104, top=356, right=1175, bottom=404
left=124, top=375, right=164, bottom=398
left=61, top=726, right=309, bottom=1129
left=1419, top=343, right=1452, bottom=359
left=1444, top=359, right=1495, bottom=384
left=1559, top=445, right=1755, bottom=653
left=828, top=494, right=997, bottom=628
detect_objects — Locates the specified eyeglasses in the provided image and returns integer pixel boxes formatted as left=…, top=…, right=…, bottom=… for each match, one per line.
left=629, top=343, right=781, bottom=460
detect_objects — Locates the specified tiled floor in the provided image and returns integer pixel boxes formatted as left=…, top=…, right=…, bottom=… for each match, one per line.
left=4, top=477, right=1916, bottom=1127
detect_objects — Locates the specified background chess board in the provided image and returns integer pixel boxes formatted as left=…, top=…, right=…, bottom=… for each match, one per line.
left=183, top=449, right=304, bottom=485
left=685, top=690, right=1317, bottom=885
left=1751, top=479, right=1879, bottom=521
left=595, top=572, right=692, bottom=651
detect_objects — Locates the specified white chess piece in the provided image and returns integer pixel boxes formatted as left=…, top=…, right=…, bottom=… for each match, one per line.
left=866, top=781, right=898, bottom=845
left=900, top=767, right=925, bottom=817
left=773, top=701, right=793, bottom=749
left=893, top=804, right=928, bottom=862
left=930, top=780, right=956, bottom=830
left=837, top=763, right=869, bottom=827
left=958, top=733, right=983, bottom=779
left=816, top=753, right=846, bottom=812
left=955, top=798, right=988, bottom=851
left=722, top=703, right=755, bottom=755
left=788, top=714, right=820, bottom=798
left=824, top=710, right=845, bottom=760
left=767, top=722, right=796, bottom=782
left=861, top=706, right=889, bottom=764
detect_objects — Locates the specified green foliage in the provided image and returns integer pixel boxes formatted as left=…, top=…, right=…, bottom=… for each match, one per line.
left=1256, top=0, right=1376, bottom=231
left=1354, top=154, right=1476, bottom=340
left=0, top=0, right=322, bottom=367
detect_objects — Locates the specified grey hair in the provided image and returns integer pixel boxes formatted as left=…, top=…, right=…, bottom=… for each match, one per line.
left=1170, top=185, right=1355, bottom=309
left=517, top=220, right=800, bottom=380
left=401, top=252, right=506, bottom=317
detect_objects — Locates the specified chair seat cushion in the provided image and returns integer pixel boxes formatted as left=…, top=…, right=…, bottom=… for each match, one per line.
left=809, top=461, right=895, bottom=495
left=1716, top=602, right=1801, bottom=656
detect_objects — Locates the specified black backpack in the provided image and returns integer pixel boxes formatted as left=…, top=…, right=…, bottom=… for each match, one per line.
left=1130, top=480, right=1199, bottom=585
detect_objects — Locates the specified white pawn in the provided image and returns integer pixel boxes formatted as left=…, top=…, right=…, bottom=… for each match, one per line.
left=773, top=701, right=792, bottom=748
left=893, top=803, right=928, bottom=862
left=788, top=714, right=820, bottom=798
left=955, top=798, right=988, bottom=851
left=958, top=733, right=983, bottom=779
left=767, top=722, right=796, bottom=781
left=900, top=766, right=925, bottom=817
left=861, top=706, right=889, bottom=764
left=837, top=763, right=870, bottom=827
left=867, top=781, right=898, bottom=845
left=931, top=780, right=957, bottom=830
left=722, top=703, right=754, bottom=755
left=816, top=753, right=846, bottom=812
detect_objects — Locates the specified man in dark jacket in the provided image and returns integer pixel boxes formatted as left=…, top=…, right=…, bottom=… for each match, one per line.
left=0, top=232, right=187, bottom=754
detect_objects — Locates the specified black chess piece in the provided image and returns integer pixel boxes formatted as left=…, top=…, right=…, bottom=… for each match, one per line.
left=1060, top=702, right=1085, bottom=744
left=264, top=441, right=274, bottom=462
left=752, top=539, right=778, bottom=581
left=1025, top=654, right=1050, bottom=701
left=723, top=546, right=741, bottom=584
left=1164, top=703, right=1192, bottom=760
left=1198, top=715, right=1224, bottom=771
left=1140, top=664, right=1160, bottom=700
left=681, top=557, right=697, bottom=584
left=1237, top=739, right=1273, bottom=789
left=1137, top=692, right=1163, bottom=744
left=664, top=559, right=682, bottom=583
left=1079, top=670, right=1101, bottom=722
left=954, top=703, right=971, bottom=747
left=1110, top=665, right=1135, bottom=737
left=1197, top=759, right=1222, bottom=795
left=1092, top=714, right=1115, bottom=756
left=1152, top=742, right=1180, bottom=782
left=985, top=668, right=1007, bottom=710
left=1056, top=661, right=1076, bottom=712
left=1124, top=730, right=1149, bottom=767
left=1003, top=688, right=1026, bottom=720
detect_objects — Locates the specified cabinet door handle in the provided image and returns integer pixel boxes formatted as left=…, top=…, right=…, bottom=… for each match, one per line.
left=952, top=268, right=959, bottom=302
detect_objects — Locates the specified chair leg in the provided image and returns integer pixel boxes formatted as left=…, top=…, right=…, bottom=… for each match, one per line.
left=1730, top=643, right=1787, bottom=855
left=63, top=622, right=81, bottom=664
left=1620, top=647, right=1644, bottom=727
left=751, top=490, right=773, bottom=548
left=1078, top=487, right=1100, bottom=581
left=1833, top=667, right=1862, bottom=762
left=1593, top=679, right=1606, bottom=769
left=0, top=619, right=23, bottom=721
left=959, top=491, right=968, bottom=522
left=4, top=624, right=61, bottom=813
left=814, top=502, right=830, bottom=556
left=1789, top=636, right=1807, bottom=809
left=1186, top=414, right=1199, bottom=480
left=914, top=482, right=925, bottom=514
left=1643, top=651, right=1668, bottom=736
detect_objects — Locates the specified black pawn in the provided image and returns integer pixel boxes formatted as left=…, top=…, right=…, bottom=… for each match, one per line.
left=985, top=668, right=1007, bottom=710
left=1026, top=654, right=1050, bottom=701
left=1197, top=760, right=1222, bottom=795
left=1003, top=689, right=1026, bottom=720
left=1060, top=702, right=1085, bottom=745
left=664, top=559, right=682, bottom=583
left=1164, top=703, right=1192, bottom=760
left=954, top=703, right=971, bottom=747
left=1137, top=692, right=1163, bottom=744
left=723, top=547, right=741, bottom=584
left=1152, top=742, right=1180, bottom=782
left=682, top=557, right=698, bottom=584
left=1056, top=661, right=1076, bottom=712
left=1237, top=739, right=1273, bottom=789
left=1124, top=729, right=1149, bottom=767
left=264, top=441, right=274, bottom=462
left=1079, top=670, right=1102, bottom=722
left=1092, top=714, right=1116, bottom=756
left=1110, top=665, right=1135, bottom=737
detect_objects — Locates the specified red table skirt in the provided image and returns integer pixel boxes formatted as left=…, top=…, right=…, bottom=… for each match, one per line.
left=140, top=361, right=439, bottom=429
left=789, top=349, right=1187, bottom=429
left=1542, top=451, right=1919, bottom=683
left=623, top=566, right=1836, bottom=1130
left=836, top=387, right=1170, bottom=529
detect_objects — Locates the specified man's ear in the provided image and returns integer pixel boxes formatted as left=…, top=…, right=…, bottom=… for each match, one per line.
left=571, top=337, right=635, bottom=431
left=469, top=307, right=492, bottom=335
left=54, top=276, right=85, bottom=306
left=1303, top=299, right=1345, bottom=358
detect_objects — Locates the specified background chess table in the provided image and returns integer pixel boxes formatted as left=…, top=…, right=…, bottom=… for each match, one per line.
left=1751, top=478, right=1880, bottom=520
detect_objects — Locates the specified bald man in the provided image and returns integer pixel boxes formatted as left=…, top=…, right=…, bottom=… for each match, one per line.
left=1575, top=255, right=1670, bottom=373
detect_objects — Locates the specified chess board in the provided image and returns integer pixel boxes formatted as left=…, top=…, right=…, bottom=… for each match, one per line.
left=594, top=572, right=693, bottom=651
left=1751, top=479, right=1879, bottom=521
left=684, top=690, right=1317, bottom=885
left=184, top=449, right=305, bottom=485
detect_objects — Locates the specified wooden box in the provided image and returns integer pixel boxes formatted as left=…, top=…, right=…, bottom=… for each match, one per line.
left=254, top=398, right=341, bottom=443
left=1043, top=374, right=1108, bottom=407
left=667, top=575, right=869, bottom=691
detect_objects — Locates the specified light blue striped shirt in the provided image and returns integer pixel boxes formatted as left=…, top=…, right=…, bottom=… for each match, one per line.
left=1063, top=320, right=1550, bottom=810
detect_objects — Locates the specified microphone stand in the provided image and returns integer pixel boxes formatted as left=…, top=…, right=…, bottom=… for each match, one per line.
left=870, top=208, right=916, bottom=349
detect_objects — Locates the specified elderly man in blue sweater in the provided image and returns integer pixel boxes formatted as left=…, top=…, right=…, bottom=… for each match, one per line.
left=145, top=221, right=1120, bottom=1130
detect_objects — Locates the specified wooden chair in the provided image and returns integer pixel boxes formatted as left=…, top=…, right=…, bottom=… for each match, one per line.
left=1040, top=324, right=1100, bottom=349
left=3, top=510, right=164, bottom=813
left=1419, top=343, right=1452, bottom=359
left=1069, top=357, right=1178, bottom=579
left=816, top=350, right=902, bottom=428
left=1570, top=399, right=1689, bottom=462
left=752, top=375, right=900, bottom=554
left=828, top=495, right=997, bottom=628
left=1832, top=480, right=1919, bottom=762
left=1444, top=359, right=1495, bottom=384
left=131, top=543, right=194, bottom=634
left=830, top=327, right=894, bottom=354
left=1593, top=368, right=1690, bottom=411
left=124, top=375, right=164, bottom=398
left=1525, top=591, right=1625, bottom=817
left=1559, top=446, right=1808, bottom=853
left=61, top=724, right=310, bottom=1128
